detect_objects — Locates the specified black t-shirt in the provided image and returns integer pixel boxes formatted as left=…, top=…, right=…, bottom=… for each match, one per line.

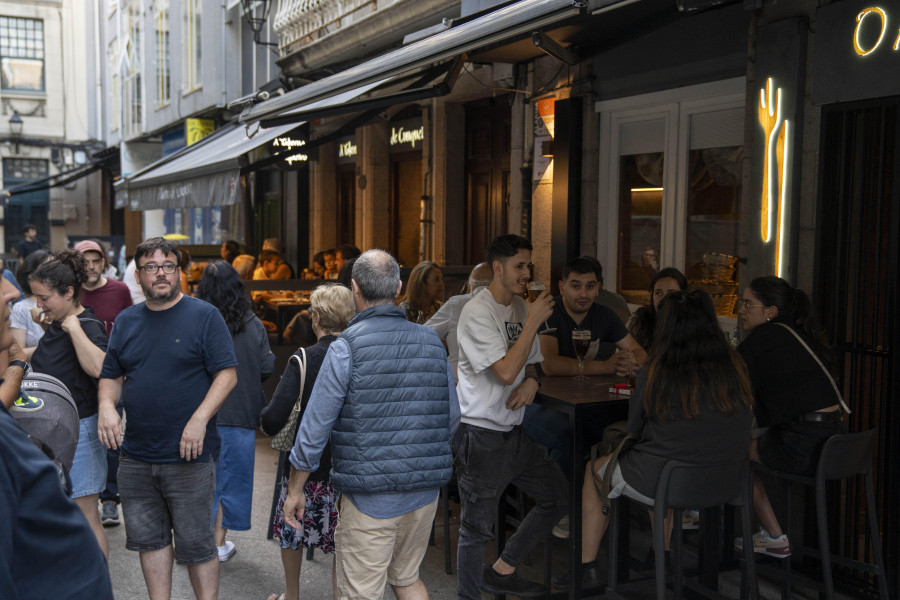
left=15, top=239, right=44, bottom=260
left=31, top=307, right=108, bottom=419
left=0, top=404, right=114, bottom=598
left=542, top=298, right=628, bottom=361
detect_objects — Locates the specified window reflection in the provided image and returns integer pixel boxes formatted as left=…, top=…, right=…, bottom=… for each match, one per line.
left=617, top=153, right=663, bottom=305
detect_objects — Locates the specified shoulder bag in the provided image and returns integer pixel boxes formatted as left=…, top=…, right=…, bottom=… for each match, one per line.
left=775, top=323, right=851, bottom=414
left=270, top=348, right=307, bottom=452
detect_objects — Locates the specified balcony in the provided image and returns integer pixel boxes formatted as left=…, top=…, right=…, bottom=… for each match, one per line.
left=273, top=0, right=459, bottom=77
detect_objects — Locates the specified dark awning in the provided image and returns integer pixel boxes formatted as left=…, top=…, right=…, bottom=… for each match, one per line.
left=116, top=81, right=387, bottom=210
left=240, top=0, right=592, bottom=124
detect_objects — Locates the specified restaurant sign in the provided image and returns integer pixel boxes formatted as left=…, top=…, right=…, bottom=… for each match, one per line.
left=271, top=134, right=309, bottom=169
left=813, top=1, right=900, bottom=104
left=389, top=117, right=425, bottom=153
left=337, top=135, right=357, bottom=165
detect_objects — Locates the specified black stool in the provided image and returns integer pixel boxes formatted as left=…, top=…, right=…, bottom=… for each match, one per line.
left=751, top=429, right=889, bottom=600
left=606, top=458, right=758, bottom=600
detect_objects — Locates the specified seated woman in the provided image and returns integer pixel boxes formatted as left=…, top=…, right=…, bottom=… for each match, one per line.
left=398, top=260, right=444, bottom=324
left=563, top=290, right=753, bottom=588
left=736, top=276, right=846, bottom=559
left=627, top=267, right=689, bottom=351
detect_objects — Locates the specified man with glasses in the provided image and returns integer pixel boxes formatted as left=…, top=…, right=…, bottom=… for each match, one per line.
left=97, top=237, right=237, bottom=600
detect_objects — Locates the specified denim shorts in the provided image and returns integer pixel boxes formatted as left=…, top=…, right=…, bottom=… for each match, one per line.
left=118, top=455, right=217, bottom=564
left=213, top=426, right=256, bottom=531
left=70, top=414, right=108, bottom=498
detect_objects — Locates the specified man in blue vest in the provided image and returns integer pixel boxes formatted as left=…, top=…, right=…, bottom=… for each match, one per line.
left=281, top=249, right=459, bottom=600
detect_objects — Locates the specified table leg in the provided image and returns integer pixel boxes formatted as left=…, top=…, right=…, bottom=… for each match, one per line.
left=699, top=507, right=721, bottom=590
left=569, top=410, right=583, bottom=600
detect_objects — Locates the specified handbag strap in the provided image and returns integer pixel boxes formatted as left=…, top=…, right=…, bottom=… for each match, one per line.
left=289, top=348, right=308, bottom=411
left=775, top=323, right=851, bottom=414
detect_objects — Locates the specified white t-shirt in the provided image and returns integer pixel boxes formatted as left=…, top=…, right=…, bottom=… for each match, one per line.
left=425, top=286, right=486, bottom=384
left=456, top=288, right=542, bottom=432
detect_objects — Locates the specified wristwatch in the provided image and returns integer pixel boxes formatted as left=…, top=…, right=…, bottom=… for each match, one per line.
left=8, top=360, right=28, bottom=374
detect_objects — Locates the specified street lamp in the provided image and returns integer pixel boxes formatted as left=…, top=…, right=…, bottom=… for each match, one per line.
left=240, top=0, right=277, bottom=48
left=9, top=111, right=23, bottom=154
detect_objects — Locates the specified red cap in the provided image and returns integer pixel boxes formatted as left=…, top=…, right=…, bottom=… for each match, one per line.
left=73, top=240, right=105, bottom=256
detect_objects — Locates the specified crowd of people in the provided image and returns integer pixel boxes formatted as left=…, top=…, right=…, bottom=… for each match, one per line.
left=1, top=227, right=848, bottom=600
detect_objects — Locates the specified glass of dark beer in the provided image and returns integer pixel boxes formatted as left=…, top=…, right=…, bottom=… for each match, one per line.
left=572, top=328, right=590, bottom=380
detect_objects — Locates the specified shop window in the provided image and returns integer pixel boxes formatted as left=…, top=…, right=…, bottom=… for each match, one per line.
left=597, top=79, right=745, bottom=315
left=163, top=205, right=242, bottom=244
left=182, top=0, right=202, bottom=93
left=0, top=17, right=44, bottom=92
left=155, top=0, right=170, bottom=106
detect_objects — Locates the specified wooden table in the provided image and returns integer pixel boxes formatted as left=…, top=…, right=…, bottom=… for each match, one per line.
left=536, top=375, right=631, bottom=599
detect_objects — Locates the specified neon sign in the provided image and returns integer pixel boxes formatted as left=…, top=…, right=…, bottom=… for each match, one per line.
left=272, top=136, right=308, bottom=165
left=758, top=78, right=791, bottom=278
left=853, top=7, right=900, bottom=55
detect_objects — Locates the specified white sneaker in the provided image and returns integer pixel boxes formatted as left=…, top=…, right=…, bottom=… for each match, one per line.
left=734, top=527, right=766, bottom=551
left=681, top=509, right=699, bottom=530
left=217, top=541, right=236, bottom=562
left=552, top=514, right=569, bottom=539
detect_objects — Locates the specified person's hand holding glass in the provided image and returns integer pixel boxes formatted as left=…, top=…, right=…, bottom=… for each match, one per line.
left=615, top=348, right=642, bottom=387
left=527, top=281, right=556, bottom=333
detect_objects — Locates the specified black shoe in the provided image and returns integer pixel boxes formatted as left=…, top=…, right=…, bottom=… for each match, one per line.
left=552, top=560, right=604, bottom=591
left=481, top=565, right=547, bottom=597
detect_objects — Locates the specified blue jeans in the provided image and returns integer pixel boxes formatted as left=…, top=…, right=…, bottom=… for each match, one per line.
left=453, top=424, right=568, bottom=600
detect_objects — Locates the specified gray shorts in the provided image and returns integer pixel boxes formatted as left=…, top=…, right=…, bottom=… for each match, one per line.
left=118, top=455, right=217, bottom=564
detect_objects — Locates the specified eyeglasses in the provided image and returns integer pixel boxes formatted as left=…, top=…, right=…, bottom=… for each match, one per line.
left=738, top=299, right=765, bottom=310
left=138, top=263, right=178, bottom=275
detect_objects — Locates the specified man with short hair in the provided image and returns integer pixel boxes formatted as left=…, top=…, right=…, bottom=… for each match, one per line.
left=73, top=239, right=133, bottom=527
left=281, top=249, right=459, bottom=600
left=98, top=237, right=237, bottom=600
left=16, top=224, right=44, bottom=268
left=454, top=234, right=568, bottom=599
left=254, top=249, right=291, bottom=280
left=425, top=262, right=492, bottom=382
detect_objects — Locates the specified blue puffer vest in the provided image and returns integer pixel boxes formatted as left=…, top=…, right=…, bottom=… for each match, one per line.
left=331, top=304, right=454, bottom=494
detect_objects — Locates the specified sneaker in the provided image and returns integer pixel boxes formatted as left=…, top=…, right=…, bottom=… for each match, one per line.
left=217, top=541, right=236, bottom=562
left=481, top=565, right=546, bottom=597
left=751, top=533, right=791, bottom=559
left=681, top=509, right=700, bottom=530
left=100, top=501, right=120, bottom=526
left=11, top=392, right=43, bottom=412
left=733, top=527, right=767, bottom=551
left=552, top=514, right=570, bottom=539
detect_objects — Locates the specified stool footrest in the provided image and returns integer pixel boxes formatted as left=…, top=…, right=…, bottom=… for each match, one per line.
left=755, top=562, right=825, bottom=592
left=791, top=545, right=886, bottom=576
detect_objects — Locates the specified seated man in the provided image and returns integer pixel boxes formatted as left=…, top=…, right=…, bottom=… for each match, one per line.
left=253, top=250, right=291, bottom=281
left=522, top=256, right=647, bottom=537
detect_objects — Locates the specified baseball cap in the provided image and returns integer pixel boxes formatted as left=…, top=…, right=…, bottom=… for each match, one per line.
left=73, top=240, right=105, bottom=256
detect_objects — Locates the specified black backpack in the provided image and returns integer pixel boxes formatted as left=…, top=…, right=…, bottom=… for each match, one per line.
left=10, top=372, right=79, bottom=473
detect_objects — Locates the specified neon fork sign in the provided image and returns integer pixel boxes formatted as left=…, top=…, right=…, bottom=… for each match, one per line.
left=758, top=78, right=791, bottom=278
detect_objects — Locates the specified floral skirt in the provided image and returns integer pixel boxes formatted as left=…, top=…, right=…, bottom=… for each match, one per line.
left=272, top=477, right=338, bottom=553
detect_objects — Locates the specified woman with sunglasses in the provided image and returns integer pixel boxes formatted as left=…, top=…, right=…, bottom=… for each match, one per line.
left=735, top=276, right=845, bottom=559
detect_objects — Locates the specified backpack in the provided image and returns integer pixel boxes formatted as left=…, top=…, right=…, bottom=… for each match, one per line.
left=10, top=372, right=79, bottom=473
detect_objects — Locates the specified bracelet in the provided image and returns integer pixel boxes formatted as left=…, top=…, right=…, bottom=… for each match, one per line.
left=525, top=374, right=542, bottom=388
left=8, top=360, right=28, bottom=374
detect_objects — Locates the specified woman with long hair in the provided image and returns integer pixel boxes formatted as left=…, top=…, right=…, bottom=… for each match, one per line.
left=560, top=290, right=753, bottom=588
left=195, top=261, right=274, bottom=562
left=261, top=283, right=356, bottom=600
left=29, top=249, right=110, bottom=557
left=10, top=249, right=51, bottom=361
left=735, top=276, right=845, bottom=559
left=399, top=260, right=444, bottom=324
left=628, top=267, right=689, bottom=351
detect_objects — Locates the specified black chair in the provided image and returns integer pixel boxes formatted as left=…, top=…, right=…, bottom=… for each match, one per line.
left=750, top=429, right=889, bottom=600
left=606, top=458, right=758, bottom=600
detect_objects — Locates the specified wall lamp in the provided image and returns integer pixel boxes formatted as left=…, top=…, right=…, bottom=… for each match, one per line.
left=9, top=111, right=22, bottom=154
left=541, top=139, right=554, bottom=157
left=531, top=31, right=578, bottom=66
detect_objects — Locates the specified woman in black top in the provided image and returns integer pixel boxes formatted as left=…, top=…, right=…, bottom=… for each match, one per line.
left=736, top=276, right=845, bottom=559
left=563, top=290, right=753, bottom=588
left=627, top=267, right=688, bottom=351
left=30, top=249, right=109, bottom=558
left=261, top=283, right=356, bottom=600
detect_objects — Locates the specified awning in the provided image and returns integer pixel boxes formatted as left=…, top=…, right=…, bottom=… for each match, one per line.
left=3, top=163, right=102, bottom=199
left=240, top=0, right=590, bottom=124
left=116, top=81, right=388, bottom=211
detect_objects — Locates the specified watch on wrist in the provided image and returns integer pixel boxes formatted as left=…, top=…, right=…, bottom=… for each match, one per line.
left=8, top=360, right=28, bottom=374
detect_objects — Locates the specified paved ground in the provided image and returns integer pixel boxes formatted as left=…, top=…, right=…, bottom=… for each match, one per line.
left=105, top=432, right=843, bottom=599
